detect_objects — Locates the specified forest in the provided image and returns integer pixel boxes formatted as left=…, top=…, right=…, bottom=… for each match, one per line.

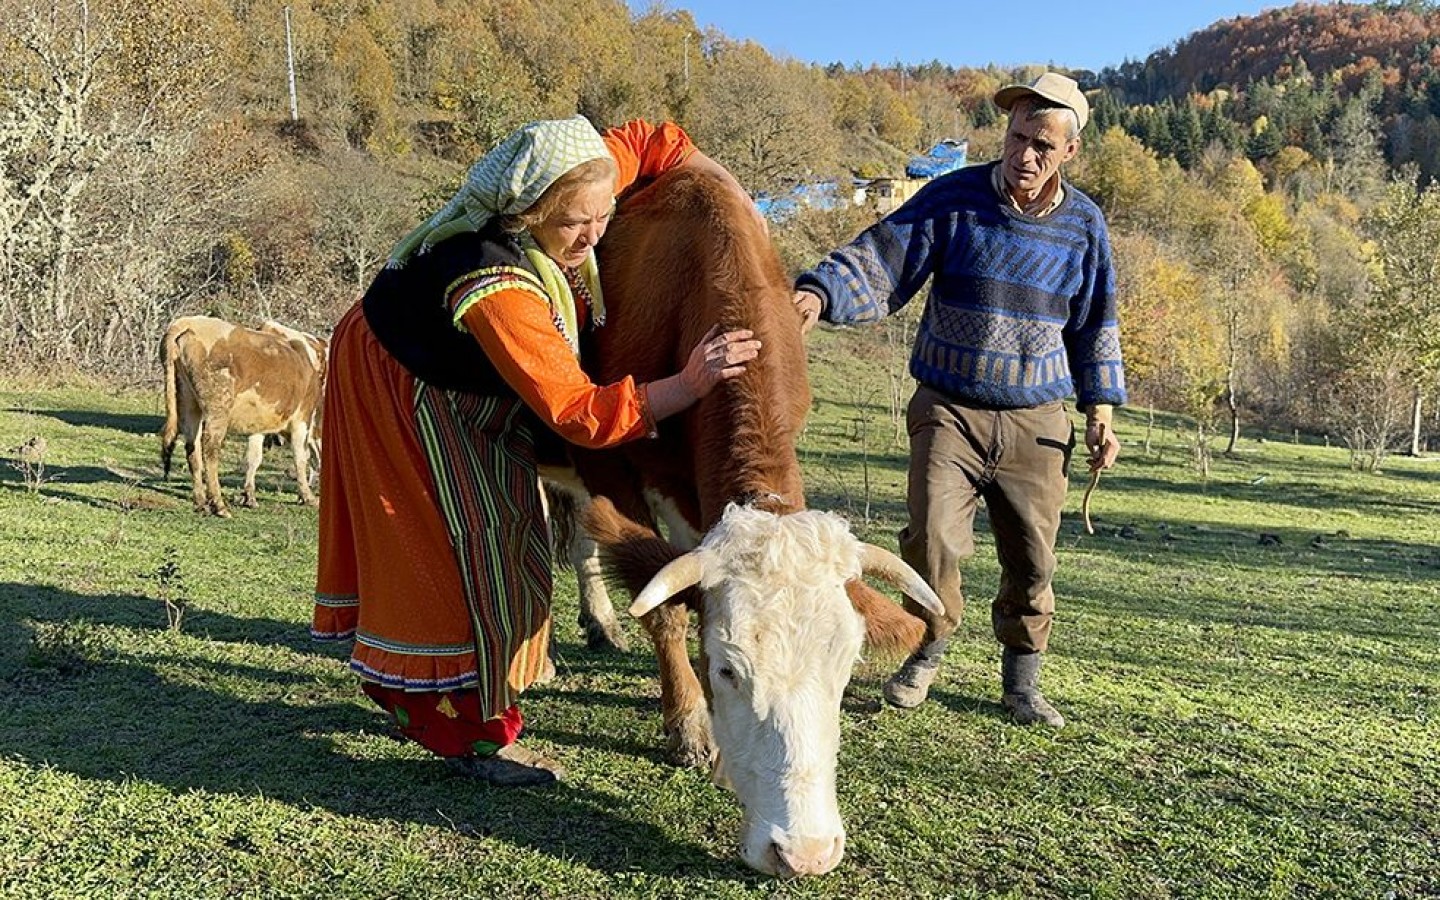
left=3, top=0, right=1440, bottom=468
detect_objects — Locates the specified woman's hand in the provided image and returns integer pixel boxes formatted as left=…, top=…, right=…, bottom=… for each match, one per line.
left=680, top=323, right=761, bottom=399
left=645, top=324, right=762, bottom=422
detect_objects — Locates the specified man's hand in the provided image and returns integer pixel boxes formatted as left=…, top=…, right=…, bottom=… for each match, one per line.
left=792, top=290, right=821, bottom=335
left=1085, top=419, right=1120, bottom=471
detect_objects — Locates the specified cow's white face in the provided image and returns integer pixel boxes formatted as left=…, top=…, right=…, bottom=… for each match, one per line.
left=702, top=541, right=864, bottom=878
left=628, top=503, right=944, bottom=879
left=694, top=506, right=868, bottom=876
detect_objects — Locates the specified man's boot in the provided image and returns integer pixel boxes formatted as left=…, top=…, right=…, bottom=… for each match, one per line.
left=883, top=643, right=945, bottom=709
left=1001, top=647, right=1065, bottom=727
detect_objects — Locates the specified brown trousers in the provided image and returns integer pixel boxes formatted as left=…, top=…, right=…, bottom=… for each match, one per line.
left=898, top=384, right=1075, bottom=655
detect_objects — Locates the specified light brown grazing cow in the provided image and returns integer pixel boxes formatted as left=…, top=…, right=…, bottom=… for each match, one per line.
left=574, top=169, right=940, bottom=878
left=159, top=315, right=327, bottom=517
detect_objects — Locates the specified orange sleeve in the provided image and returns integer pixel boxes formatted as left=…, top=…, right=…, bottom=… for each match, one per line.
left=459, top=288, right=657, bottom=449
left=603, top=119, right=697, bottom=194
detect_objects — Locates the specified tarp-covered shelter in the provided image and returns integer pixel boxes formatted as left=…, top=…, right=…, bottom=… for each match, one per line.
left=905, top=140, right=969, bottom=179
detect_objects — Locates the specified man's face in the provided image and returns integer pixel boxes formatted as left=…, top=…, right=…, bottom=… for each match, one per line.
left=1001, top=103, right=1080, bottom=199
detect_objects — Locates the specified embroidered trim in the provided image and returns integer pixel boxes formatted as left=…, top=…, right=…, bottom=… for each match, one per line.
left=449, top=266, right=550, bottom=327
left=313, top=592, right=359, bottom=608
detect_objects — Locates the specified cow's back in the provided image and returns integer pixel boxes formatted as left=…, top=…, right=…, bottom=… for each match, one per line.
left=593, top=169, right=811, bottom=527
left=178, top=324, right=322, bottom=433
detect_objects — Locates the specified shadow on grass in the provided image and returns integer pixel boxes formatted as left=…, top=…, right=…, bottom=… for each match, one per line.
left=1098, top=470, right=1440, bottom=518
left=1064, top=506, right=1440, bottom=586
left=0, top=460, right=129, bottom=489
left=0, top=582, right=749, bottom=881
left=0, top=466, right=312, bottom=516
left=4, top=407, right=159, bottom=437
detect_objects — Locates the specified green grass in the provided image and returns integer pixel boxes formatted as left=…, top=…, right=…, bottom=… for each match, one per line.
left=0, top=337, right=1437, bottom=899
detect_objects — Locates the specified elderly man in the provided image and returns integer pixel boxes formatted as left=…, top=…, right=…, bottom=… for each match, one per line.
left=792, top=72, right=1126, bottom=727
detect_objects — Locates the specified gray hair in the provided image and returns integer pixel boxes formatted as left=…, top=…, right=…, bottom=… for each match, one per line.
left=1010, top=98, right=1081, bottom=141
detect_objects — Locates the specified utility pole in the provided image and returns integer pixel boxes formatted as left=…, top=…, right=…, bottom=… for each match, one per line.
left=284, top=5, right=299, bottom=121
left=683, top=31, right=691, bottom=92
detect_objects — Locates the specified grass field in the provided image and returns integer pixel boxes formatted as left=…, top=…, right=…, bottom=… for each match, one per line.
left=0, top=331, right=1436, bottom=899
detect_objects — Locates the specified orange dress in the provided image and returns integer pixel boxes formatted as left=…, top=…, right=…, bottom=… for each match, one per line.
left=312, top=121, right=696, bottom=756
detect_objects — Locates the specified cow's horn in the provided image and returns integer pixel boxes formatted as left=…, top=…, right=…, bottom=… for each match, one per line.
left=859, top=544, right=945, bottom=616
left=629, top=551, right=706, bottom=617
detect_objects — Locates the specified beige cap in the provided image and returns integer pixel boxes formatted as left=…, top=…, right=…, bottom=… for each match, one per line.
left=994, top=72, right=1090, bottom=132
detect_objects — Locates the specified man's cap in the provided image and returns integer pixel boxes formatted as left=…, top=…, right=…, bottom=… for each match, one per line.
left=994, top=72, right=1089, bottom=132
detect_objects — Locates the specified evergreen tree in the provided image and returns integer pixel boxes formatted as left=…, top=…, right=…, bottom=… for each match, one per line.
left=1173, top=100, right=1207, bottom=168
left=1091, top=90, right=1124, bottom=134
left=1146, top=102, right=1176, bottom=159
left=1248, top=118, right=1285, bottom=160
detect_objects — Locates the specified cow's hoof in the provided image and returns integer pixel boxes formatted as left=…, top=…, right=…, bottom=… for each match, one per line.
left=665, top=712, right=716, bottom=769
left=583, top=621, right=629, bottom=653
left=241, top=497, right=259, bottom=509
left=300, top=496, right=319, bottom=507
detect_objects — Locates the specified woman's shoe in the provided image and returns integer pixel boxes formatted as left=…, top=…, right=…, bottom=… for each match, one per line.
left=445, top=744, right=565, bottom=787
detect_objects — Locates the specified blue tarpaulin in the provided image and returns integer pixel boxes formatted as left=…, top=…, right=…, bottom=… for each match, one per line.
left=753, top=181, right=847, bottom=221
left=905, top=140, right=968, bottom=178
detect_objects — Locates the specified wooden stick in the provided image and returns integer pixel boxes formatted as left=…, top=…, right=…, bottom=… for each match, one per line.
left=1081, top=422, right=1106, bottom=535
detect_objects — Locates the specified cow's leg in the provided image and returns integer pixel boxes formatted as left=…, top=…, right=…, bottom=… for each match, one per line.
left=241, top=433, right=264, bottom=508
left=539, top=470, right=627, bottom=653
left=178, top=392, right=207, bottom=514
left=289, top=420, right=318, bottom=506
left=571, top=530, right=627, bottom=652
left=570, top=466, right=712, bottom=765
left=185, top=427, right=207, bottom=513
left=647, top=490, right=703, bottom=550
left=639, top=601, right=714, bottom=768
left=200, top=406, right=232, bottom=517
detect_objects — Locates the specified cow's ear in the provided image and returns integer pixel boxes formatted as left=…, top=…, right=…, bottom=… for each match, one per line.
left=630, top=552, right=705, bottom=617
left=846, top=580, right=923, bottom=656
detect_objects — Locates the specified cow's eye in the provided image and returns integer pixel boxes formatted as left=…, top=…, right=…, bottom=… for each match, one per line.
left=716, top=665, right=737, bottom=684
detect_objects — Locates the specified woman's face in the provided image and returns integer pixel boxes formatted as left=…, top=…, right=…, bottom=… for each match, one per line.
left=531, top=179, right=616, bottom=268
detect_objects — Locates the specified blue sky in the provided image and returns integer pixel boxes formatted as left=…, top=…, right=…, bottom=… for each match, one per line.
left=625, top=1, right=1320, bottom=74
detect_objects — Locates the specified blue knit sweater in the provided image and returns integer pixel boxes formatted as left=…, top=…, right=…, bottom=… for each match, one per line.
left=797, top=162, right=1126, bottom=411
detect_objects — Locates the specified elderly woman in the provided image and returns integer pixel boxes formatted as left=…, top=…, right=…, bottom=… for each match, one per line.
left=312, top=117, right=761, bottom=787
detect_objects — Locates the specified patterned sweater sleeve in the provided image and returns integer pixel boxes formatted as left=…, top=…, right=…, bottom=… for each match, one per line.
left=1062, top=212, right=1127, bottom=410
left=794, top=180, right=947, bottom=325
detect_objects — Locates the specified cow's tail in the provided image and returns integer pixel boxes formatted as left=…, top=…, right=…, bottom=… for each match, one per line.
left=543, top=482, right=578, bottom=570
left=847, top=580, right=926, bottom=659
left=582, top=496, right=693, bottom=605
left=158, top=324, right=185, bottom=478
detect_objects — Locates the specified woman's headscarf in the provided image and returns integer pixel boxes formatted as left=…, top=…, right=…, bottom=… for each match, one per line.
left=386, top=115, right=612, bottom=268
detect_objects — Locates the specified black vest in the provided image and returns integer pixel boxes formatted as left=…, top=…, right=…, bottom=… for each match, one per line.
left=363, top=224, right=544, bottom=395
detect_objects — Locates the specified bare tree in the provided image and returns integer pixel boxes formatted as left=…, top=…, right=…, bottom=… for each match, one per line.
left=0, top=0, right=235, bottom=374
left=685, top=40, right=838, bottom=196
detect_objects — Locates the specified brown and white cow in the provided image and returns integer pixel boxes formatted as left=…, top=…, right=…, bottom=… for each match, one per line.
left=575, top=169, right=941, bottom=877
left=159, top=315, right=327, bottom=517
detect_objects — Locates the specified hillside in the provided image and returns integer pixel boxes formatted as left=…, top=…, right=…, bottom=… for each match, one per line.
left=1102, top=1, right=1440, bottom=108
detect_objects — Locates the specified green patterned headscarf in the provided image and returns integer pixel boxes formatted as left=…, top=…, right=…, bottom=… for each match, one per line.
left=387, top=115, right=612, bottom=267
